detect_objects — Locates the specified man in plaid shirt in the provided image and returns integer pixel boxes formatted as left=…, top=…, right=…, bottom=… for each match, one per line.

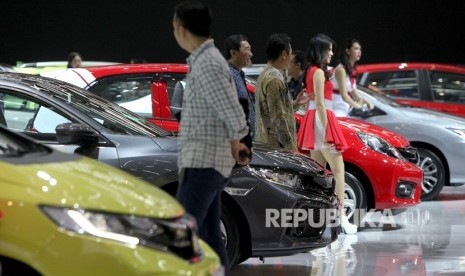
left=172, top=1, right=250, bottom=274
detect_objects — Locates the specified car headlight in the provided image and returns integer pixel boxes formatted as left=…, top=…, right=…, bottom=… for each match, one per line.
left=356, top=132, right=405, bottom=160
left=247, top=167, right=302, bottom=189
left=40, top=205, right=202, bottom=262
left=447, top=128, right=465, bottom=139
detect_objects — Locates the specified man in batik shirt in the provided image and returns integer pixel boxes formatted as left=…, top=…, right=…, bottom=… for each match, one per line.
left=254, top=33, right=297, bottom=151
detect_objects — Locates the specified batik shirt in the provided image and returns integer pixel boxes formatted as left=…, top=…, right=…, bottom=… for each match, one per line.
left=254, top=65, right=297, bottom=151
left=179, top=39, right=248, bottom=177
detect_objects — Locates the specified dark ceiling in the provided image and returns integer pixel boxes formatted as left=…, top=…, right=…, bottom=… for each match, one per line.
left=2, top=0, right=465, bottom=66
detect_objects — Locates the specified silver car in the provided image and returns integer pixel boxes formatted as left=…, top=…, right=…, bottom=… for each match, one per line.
left=349, top=86, right=465, bottom=200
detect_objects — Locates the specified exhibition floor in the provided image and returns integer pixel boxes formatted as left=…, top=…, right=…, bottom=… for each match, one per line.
left=233, top=185, right=465, bottom=276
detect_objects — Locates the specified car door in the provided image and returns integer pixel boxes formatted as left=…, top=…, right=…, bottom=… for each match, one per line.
left=0, top=89, right=120, bottom=167
left=87, top=73, right=186, bottom=132
left=358, top=69, right=433, bottom=109
left=154, top=73, right=186, bottom=132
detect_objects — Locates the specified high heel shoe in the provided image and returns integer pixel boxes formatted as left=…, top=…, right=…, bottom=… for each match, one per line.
left=341, top=215, right=358, bottom=234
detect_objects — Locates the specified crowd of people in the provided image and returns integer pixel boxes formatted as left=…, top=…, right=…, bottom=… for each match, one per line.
left=54, top=1, right=374, bottom=274
left=171, top=1, right=373, bottom=274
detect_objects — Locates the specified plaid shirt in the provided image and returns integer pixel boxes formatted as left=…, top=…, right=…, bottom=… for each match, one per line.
left=179, top=39, right=248, bottom=177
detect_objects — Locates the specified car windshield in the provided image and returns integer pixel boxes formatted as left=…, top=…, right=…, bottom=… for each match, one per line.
left=28, top=75, right=171, bottom=137
left=0, top=128, right=49, bottom=157
left=358, top=86, right=405, bottom=107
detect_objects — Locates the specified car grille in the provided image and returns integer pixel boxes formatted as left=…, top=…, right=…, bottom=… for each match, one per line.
left=397, top=146, right=419, bottom=165
left=286, top=191, right=339, bottom=240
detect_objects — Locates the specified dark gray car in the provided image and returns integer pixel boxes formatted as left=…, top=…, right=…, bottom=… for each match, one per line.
left=0, top=72, right=339, bottom=266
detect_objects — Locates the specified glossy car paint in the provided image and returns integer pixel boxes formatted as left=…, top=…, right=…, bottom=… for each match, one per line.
left=68, top=64, right=424, bottom=212
left=357, top=62, right=465, bottom=118
left=349, top=86, right=465, bottom=199
left=0, top=72, right=339, bottom=265
left=337, top=117, right=422, bottom=209
left=0, top=126, right=220, bottom=275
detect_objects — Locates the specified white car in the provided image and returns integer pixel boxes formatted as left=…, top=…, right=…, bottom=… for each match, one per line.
left=349, top=86, right=465, bottom=200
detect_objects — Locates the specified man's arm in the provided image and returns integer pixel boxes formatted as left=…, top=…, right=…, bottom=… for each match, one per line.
left=265, top=79, right=297, bottom=150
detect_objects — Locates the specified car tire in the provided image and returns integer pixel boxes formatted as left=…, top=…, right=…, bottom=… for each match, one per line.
left=418, top=148, right=445, bottom=201
left=344, top=172, right=367, bottom=223
left=221, top=204, right=241, bottom=267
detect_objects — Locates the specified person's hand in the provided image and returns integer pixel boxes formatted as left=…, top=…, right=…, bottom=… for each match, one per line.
left=303, top=88, right=316, bottom=101
left=366, top=101, right=375, bottom=110
left=231, top=140, right=251, bottom=166
left=296, top=89, right=311, bottom=105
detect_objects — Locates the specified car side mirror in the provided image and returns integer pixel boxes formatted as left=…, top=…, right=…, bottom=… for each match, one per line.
left=56, top=123, right=99, bottom=145
left=350, top=106, right=379, bottom=118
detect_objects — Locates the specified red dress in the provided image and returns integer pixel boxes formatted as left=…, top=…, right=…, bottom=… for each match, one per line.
left=297, top=66, right=348, bottom=151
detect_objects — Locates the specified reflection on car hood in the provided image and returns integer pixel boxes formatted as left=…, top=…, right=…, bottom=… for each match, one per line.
left=398, top=107, right=465, bottom=127
left=338, top=117, right=410, bottom=147
left=0, top=154, right=183, bottom=218
left=250, top=142, right=326, bottom=175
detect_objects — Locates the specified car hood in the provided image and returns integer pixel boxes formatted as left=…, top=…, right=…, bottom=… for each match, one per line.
left=249, top=142, right=326, bottom=174
left=398, top=107, right=465, bottom=127
left=0, top=154, right=183, bottom=219
left=161, top=139, right=326, bottom=175
left=338, top=117, right=410, bottom=147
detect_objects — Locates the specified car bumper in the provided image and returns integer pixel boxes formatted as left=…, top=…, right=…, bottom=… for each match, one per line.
left=344, top=149, right=423, bottom=210
left=36, top=232, right=221, bottom=275
left=230, top=170, right=340, bottom=257
left=0, top=205, right=221, bottom=276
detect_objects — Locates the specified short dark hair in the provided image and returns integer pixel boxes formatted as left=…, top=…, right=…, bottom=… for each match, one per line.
left=174, top=1, right=212, bottom=37
left=265, top=33, right=291, bottom=62
left=292, top=50, right=307, bottom=71
left=223, top=34, right=248, bottom=60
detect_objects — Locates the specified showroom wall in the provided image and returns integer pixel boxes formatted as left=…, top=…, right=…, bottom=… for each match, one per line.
left=1, top=0, right=465, bottom=65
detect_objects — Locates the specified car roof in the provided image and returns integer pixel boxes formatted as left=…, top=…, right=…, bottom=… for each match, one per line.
left=16, top=61, right=121, bottom=68
left=357, top=62, right=465, bottom=74
left=86, top=63, right=189, bottom=78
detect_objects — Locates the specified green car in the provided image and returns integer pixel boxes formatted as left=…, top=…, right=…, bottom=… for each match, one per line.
left=0, top=126, right=220, bottom=275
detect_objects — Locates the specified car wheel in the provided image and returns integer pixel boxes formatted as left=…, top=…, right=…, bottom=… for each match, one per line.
left=220, top=204, right=241, bottom=267
left=418, top=148, right=445, bottom=201
left=344, top=172, right=367, bottom=223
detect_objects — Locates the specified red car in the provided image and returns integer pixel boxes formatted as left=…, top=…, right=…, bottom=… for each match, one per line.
left=47, top=64, right=423, bottom=215
left=357, top=62, right=465, bottom=117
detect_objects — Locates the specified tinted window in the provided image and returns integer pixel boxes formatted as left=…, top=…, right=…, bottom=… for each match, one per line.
left=0, top=129, right=49, bottom=157
left=363, top=70, right=419, bottom=99
left=0, top=131, right=28, bottom=156
left=430, top=71, right=465, bottom=103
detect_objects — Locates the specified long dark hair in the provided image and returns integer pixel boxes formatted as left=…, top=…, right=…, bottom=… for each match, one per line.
left=339, top=38, right=360, bottom=76
left=306, top=33, right=335, bottom=80
left=67, top=52, right=81, bottom=68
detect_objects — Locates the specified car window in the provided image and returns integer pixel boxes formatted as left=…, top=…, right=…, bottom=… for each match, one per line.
left=0, top=91, right=39, bottom=130
left=430, top=71, right=465, bottom=103
left=363, top=70, right=419, bottom=99
left=0, top=90, right=74, bottom=134
left=88, top=75, right=154, bottom=118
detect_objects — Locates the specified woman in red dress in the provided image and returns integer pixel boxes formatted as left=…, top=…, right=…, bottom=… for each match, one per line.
left=297, top=33, right=357, bottom=234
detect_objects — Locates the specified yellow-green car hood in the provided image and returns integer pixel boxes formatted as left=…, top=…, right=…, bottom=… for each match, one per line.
left=0, top=155, right=184, bottom=218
